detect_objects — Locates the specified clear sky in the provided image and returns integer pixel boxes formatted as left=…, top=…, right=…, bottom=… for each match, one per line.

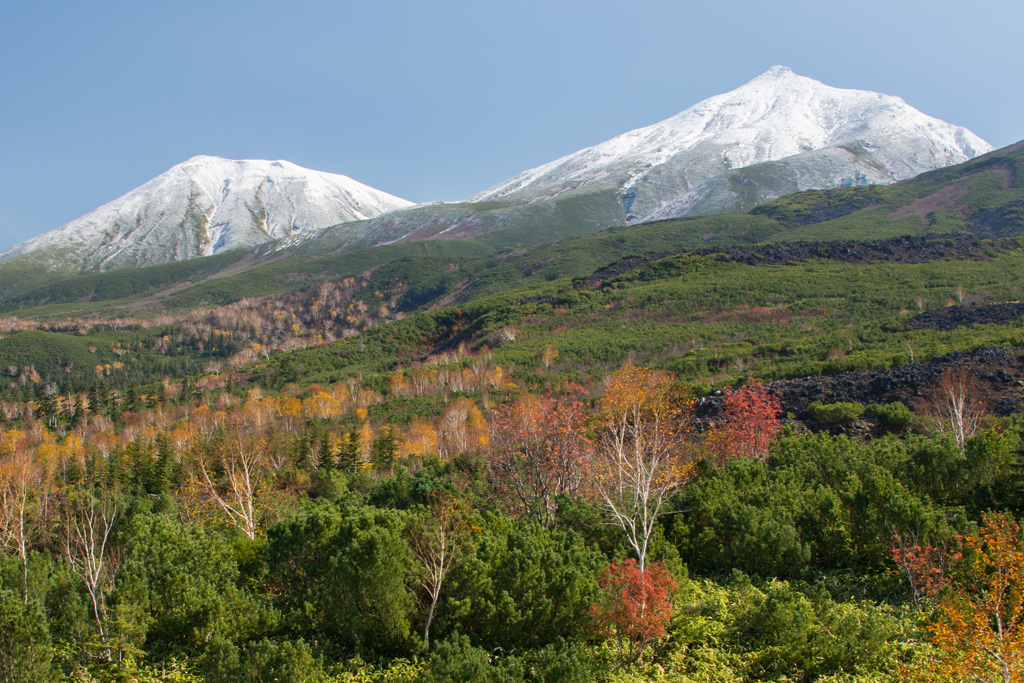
left=1, top=0, right=1021, bottom=250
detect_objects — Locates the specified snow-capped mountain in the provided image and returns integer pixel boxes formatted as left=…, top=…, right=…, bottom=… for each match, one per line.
left=1, top=156, right=413, bottom=271
left=472, top=66, right=992, bottom=223
left=2, top=68, right=995, bottom=274
left=292, top=66, right=992, bottom=256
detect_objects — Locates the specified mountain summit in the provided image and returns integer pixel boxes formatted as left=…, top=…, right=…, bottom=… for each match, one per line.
left=1, top=156, right=413, bottom=271
left=471, top=66, right=992, bottom=222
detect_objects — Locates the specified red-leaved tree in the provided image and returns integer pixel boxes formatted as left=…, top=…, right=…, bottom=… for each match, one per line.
left=890, top=530, right=960, bottom=612
left=591, top=559, right=677, bottom=662
left=488, top=385, right=593, bottom=528
left=708, top=381, right=782, bottom=461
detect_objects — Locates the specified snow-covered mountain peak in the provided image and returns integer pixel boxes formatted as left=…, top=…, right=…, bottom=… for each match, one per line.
left=0, top=157, right=414, bottom=271
left=751, top=64, right=796, bottom=81
left=472, top=67, right=992, bottom=214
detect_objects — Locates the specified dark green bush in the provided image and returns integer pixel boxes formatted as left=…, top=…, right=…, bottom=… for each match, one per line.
left=808, top=400, right=866, bottom=425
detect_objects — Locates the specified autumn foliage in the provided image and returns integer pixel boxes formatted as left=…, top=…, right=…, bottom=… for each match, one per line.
left=594, top=366, right=694, bottom=571
left=891, top=532, right=960, bottom=612
left=912, top=513, right=1024, bottom=682
left=707, top=380, right=782, bottom=461
left=591, top=559, right=677, bottom=661
left=488, top=385, right=592, bottom=528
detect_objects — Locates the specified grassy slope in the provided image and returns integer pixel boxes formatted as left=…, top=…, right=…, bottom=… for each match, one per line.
left=2, top=141, right=1020, bottom=320
left=5, top=232, right=1024, bottom=396
left=249, top=242, right=1024, bottom=391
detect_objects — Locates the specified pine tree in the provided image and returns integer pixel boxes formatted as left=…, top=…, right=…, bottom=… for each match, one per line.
left=35, top=384, right=59, bottom=429
left=293, top=431, right=313, bottom=472
left=68, top=393, right=82, bottom=428
left=337, top=429, right=360, bottom=473
left=88, top=381, right=104, bottom=415
left=317, top=431, right=335, bottom=472
left=125, top=440, right=151, bottom=491
left=125, top=381, right=140, bottom=413
left=151, top=433, right=173, bottom=495
left=181, top=376, right=196, bottom=405
left=373, top=426, right=400, bottom=473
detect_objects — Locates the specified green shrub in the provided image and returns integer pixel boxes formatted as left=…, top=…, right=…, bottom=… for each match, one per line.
left=0, top=589, right=54, bottom=683
left=864, top=402, right=914, bottom=429
left=809, top=401, right=866, bottom=425
left=418, top=634, right=520, bottom=683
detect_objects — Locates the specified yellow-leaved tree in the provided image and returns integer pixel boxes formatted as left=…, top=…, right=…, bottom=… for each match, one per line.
left=911, top=512, right=1024, bottom=683
left=593, top=366, right=694, bottom=572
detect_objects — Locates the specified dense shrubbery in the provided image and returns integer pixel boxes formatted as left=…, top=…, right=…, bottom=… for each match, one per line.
left=0, top=356, right=1021, bottom=680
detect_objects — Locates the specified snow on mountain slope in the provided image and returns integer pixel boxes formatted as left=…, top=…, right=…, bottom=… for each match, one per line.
left=471, top=66, right=992, bottom=223
left=0, top=156, right=413, bottom=271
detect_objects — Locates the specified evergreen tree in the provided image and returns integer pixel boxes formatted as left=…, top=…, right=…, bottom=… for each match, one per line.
left=181, top=376, right=195, bottom=405
left=0, top=590, right=54, bottom=683
left=317, top=432, right=335, bottom=472
left=68, top=392, right=82, bottom=428
left=34, top=384, right=58, bottom=428
left=337, top=429, right=360, bottom=473
left=293, top=431, right=313, bottom=472
left=110, top=403, right=124, bottom=429
left=88, top=381, right=104, bottom=415
left=373, top=426, right=400, bottom=473
left=125, top=381, right=140, bottom=413
left=151, top=432, right=173, bottom=495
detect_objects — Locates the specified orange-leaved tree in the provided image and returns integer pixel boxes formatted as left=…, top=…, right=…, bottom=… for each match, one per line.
left=594, top=366, right=694, bottom=571
left=910, top=512, right=1024, bottom=682
left=891, top=530, right=960, bottom=612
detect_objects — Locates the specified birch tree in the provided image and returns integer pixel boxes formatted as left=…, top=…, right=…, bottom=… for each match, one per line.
left=196, top=426, right=267, bottom=539
left=407, top=496, right=472, bottom=653
left=62, top=488, right=119, bottom=660
left=922, top=366, right=987, bottom=453
left=593, top=366, right=693, bottom=571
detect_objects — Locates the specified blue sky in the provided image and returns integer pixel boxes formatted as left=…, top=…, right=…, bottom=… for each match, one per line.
left=1, top=0, right=1021, bottom=250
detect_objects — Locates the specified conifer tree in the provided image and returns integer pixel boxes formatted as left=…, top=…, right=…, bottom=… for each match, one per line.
left=293, top=431, right=313, bottom=472
left=151, top=432, right=173, bottom=494
left=125, top=381, right=140, bottom=413
left=373, top=426, right=400, bottom=473
left=337, top=429, right=361, bottom=472
left=317, top=431, right=335, bottom=472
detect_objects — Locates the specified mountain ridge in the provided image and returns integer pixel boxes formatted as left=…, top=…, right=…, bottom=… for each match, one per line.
left=284, top=66, right=993, bottom=255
